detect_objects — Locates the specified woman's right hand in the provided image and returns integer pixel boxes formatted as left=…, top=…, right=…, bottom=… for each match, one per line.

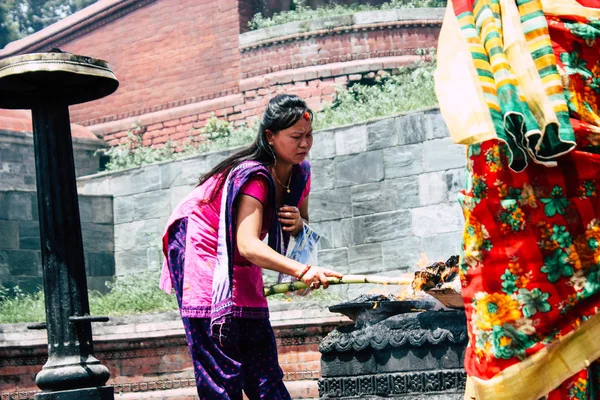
left=300, top=266, right=343, bottom=290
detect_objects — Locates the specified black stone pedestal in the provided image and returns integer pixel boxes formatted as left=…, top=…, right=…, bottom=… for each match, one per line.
left=320, top=300, right=468, bottom=399
left=0, top=52, right=119, bottom=399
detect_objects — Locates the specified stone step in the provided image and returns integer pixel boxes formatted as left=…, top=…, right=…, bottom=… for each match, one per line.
left=115, top=380, right=319, bottom=399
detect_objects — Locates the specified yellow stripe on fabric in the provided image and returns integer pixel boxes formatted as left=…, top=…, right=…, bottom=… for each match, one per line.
left=517, top=0, right=543, bottom=17
left=541, top=0, right=600, bottom=18
left=471, top=312, right=600, bottom=400
left=500, top=0, right=560, bottom=146
left=434, top=0, right=497, bottom=146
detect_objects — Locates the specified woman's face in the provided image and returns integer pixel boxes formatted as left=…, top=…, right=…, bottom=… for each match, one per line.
left=267, top=117, right=313, bottom=166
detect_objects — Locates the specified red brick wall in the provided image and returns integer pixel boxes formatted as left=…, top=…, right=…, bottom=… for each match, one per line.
left=62, top=0, right=242, bottom=125
left=94, top=53, right=430, bottom=147
left=240, top=24, right=441, bottom=79
left=0, top=322, right=343, bottom=399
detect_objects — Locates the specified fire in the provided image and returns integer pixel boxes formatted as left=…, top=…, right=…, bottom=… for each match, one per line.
left=417, top=252, right=430, bottom=269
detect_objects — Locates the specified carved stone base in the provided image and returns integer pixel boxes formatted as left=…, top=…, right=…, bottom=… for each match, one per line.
left=319, top=370, right=466, bottom=399
left=35, top=386, right=113, bottom=400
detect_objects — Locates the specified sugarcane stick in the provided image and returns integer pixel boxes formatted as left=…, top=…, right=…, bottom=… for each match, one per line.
left=263, top=274, right=413, bottom=297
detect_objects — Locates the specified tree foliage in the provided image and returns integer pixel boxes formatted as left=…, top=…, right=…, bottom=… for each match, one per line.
left=1, top=0, right=98, bottom=49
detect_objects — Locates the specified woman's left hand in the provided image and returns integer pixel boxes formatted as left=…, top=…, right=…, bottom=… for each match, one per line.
left=278, top=205, right=303, bottom=235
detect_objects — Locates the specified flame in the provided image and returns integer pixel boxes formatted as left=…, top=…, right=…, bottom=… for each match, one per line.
left=372, top=301, right=379, bottom=310
left=416, top=252, right=430, bottom=269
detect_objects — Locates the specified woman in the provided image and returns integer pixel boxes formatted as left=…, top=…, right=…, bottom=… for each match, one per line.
left=159, top=94, right=342, bottom=399
left=435, top=0, right=600, bottom=399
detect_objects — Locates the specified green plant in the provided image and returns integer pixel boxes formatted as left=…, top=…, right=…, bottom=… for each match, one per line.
left=100, top=115, right=257, bottom=172
left=100, top=59, right=437, bottom=173
left=248, top=0, right=446, bottom=30
left=313, top=58, right=438, bottom=130
left=0, top=285, right=46, bottom=324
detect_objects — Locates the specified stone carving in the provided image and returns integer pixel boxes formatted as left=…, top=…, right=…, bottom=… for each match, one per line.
left=320, top=296, right=468, bottom=399
left=319, top=370, right=466, bottom=398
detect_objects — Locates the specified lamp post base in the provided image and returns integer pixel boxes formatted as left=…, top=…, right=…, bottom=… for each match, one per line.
left=35, top=386, right=114, bottom=400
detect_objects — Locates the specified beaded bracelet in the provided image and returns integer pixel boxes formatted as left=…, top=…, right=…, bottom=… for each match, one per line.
left=297, top=264, right=312, bottom=280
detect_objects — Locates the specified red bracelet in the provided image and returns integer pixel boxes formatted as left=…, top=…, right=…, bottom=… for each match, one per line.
left=297, top=265, right=311, bottom=280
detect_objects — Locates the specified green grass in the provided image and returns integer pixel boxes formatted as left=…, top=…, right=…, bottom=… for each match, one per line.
left=0, top=270, right=347, bottom=324
left=0, top=270, right=178, bottom=324
left=248, top=0, right=447, bottom=30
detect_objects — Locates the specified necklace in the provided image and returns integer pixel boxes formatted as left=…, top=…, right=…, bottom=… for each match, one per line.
left=271, top=167, right=292, bottom=193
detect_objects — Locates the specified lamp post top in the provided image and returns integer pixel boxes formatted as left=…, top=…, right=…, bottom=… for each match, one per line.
left=0, top=51, right=118, bottom=109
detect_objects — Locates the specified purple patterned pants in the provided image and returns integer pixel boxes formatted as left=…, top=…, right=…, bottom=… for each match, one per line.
left=167, top=218, right=291, bottom=400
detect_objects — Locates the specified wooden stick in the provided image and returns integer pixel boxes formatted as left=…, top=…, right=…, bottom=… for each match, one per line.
left=263, top=274, right=413, bottom=297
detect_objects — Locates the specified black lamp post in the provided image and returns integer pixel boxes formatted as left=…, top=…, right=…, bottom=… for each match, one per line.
left=0, top=51, right=118, bottom=399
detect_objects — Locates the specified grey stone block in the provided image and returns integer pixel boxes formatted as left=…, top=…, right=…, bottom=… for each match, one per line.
left=419, top=171, right=448, bottom=206
left=382, top=237, right=421, bottom=272
left=31, top=194, right=38, bottom=220
left=114, top=248, right=150, bottom=275
left=367, top=118, right=397, bottom=151
left=133, top=190, right=171, bottom=220
left=331, top=218, right=355, bottom=248
left=347, top=243, right=383, bottom=274
left=310, top=188, right=352, bottom=222
left=353, top=9, right=398, bottom=24
left=160, top=160, right=183, bottom=189
left=114, top=220, right=144, bottom=252
left=0, top=221, right=18, bottom=249
left=114, top=218, right=162, bottom=255
left=6, top=192, right=33, bottom=220
left=310, top=158, right=336, bottom=191
left=18, top=221, right=40, bottom=250
left=383, top=143, right=423, bottom=178
left=0, top=192, right=7, bottom=219
left=81, top=223, right=114, bottom=252
left=445, top=168, right=466, bottom=202
left=353, top=210, right=412, bottom=245
left=335, top=151, right=384, bottom=187
left=114, top=196, right=135, bottom=224
left=176, top=157, right=207, bottom=186
left=109, top=164, right=161, bottom=197
left=411, top=203, right=465, bottom=237
left=0, top=171, right=25, bottom=191
left=3, top=250, right=38, bottom=276
left=335, top=124, right=368, bottom=156
left=307, top=221, right=333, bottom=250
left=397, top=112, right=427, bottom=145
left=424, top=109, right=450, bottom=140
left=311, top=130, right=336, bottom=160
left=91, top=196, right=113, bottom=224
left=318, top=248, right=349, bottom=274
left=423, top=137, right=466, bottom=172
left=86, top=252, right=115, bottom=277
left=206, top=149, right=234, bottom=170
left=77, top=176, right=110, bottom=196
left=169, top=184, right=194, bottom=210
left=147, top=246, right=162, bottom=270
left=78, top=196, right=92, bottom=223
left=351, top=177, right=419, bottom=216
left=0, top=147, right=24, bottom=163
left=421, top=231, right=462, bottom=262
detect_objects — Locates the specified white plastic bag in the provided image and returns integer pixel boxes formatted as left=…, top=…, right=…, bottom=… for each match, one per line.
left=277, top=223, right=321, bottom=283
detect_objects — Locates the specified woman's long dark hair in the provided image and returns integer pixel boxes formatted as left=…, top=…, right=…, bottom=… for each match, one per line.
left=198, top=94, right=313, bottom=202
